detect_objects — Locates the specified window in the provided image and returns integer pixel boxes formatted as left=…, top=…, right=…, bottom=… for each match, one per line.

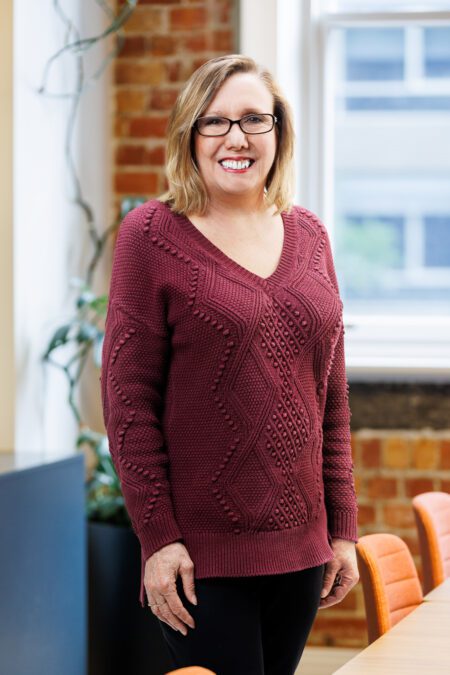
left=312, top=2, right=450, bottom=375
left=337, top=25, right=450, bottom=112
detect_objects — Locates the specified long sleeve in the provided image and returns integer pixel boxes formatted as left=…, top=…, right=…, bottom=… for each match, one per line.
left=100, top=204, right=183, bottom=562
left=321, top=228, right=359, bottom=542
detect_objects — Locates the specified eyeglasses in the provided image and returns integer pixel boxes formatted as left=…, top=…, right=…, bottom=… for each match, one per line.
left=193, top=113, right=278, bottom=137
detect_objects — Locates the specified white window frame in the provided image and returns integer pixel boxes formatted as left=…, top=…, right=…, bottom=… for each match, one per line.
left=240, top=0, right=450, bottom=382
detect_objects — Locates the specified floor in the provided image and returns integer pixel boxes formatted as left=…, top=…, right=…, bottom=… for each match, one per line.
left=296, top=647, right=361, bottom=674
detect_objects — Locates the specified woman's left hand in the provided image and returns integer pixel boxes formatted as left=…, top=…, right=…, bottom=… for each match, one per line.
left=318, top=537, right=359, bottom=610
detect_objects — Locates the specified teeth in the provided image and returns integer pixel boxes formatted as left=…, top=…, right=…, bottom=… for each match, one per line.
left=220, top=159, right=252, bottom=170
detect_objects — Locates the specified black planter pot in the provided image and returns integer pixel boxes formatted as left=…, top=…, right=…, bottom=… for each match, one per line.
left=88, top=521, right=174, bottom=675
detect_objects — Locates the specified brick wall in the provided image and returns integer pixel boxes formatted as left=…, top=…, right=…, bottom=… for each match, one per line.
left=114, top=0, right=238, bottom=213
left=310, top=429, right=450, bottom=648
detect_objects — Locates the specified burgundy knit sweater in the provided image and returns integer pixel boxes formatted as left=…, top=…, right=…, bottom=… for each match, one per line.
left=100, top=198, right=359, bottom=608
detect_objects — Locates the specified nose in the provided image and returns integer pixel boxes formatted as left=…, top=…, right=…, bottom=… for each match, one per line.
left=224, top=122, right=249, bottom=148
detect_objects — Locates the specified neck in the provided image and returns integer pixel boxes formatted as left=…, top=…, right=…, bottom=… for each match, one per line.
left=202, top=190, right=274, bottom=224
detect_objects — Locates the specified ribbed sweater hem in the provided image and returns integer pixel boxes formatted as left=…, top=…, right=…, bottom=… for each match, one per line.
left=138, top=509, right=335, bottom=607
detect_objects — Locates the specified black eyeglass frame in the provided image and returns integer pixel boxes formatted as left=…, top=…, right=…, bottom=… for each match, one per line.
left=193, top=113, right=278, bottom=137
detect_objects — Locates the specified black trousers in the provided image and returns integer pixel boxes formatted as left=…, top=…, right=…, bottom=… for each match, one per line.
left=157, top=563, right=325, bottom=675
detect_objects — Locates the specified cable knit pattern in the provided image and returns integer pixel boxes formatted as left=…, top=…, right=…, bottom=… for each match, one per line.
left=100, top=199, right=359, bottom=607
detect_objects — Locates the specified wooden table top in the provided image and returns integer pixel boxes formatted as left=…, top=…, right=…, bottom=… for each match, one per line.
left=424, top=577, right=450, bottom=603
left=333, top=592, right=450, bottom=673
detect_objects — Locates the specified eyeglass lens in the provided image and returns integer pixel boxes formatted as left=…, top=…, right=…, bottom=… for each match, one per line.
left=196, top=114, right=274, bottom=136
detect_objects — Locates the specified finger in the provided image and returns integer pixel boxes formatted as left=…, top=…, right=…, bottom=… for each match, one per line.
left=146, top=590, right=181, bottom=632
left=158, top=601, right=189, bottom=635
left=180, top=561, right=197, bottom=606
left=318, top=582, right=350, bottom=609
left=152, top=589, right=189, bottom=634
left=320, top=568, right=342, bottom=598
left=319, top=582, right=355, bottom=609
left=164, top=584, right=196, bottom=630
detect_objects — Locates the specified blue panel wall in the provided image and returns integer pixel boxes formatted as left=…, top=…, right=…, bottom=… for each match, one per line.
left=0, top=455, right=86, bottom=675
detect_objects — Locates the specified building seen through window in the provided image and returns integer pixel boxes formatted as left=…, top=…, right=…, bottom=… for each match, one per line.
left=329, top=22, right=450, bottom=315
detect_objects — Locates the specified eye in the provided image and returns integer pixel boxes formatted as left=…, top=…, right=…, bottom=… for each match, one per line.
left=204, top=117, right=225, bottom=125
left=243, top=114, right=265, bottom=124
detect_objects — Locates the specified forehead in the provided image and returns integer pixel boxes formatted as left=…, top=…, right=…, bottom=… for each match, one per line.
left=204, top=72, right=274, bottom=116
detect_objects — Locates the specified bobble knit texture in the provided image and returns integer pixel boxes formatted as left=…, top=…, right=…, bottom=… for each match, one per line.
left=100, top=199, right=359, bottom=607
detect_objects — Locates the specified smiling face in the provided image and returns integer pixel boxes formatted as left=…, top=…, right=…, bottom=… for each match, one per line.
left=192, top=72, right=278, bottom=207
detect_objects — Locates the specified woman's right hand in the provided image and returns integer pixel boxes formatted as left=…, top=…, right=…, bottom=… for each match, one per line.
left=144, top=541, right=197, bottom=635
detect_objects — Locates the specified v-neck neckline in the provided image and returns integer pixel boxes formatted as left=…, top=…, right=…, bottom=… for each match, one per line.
left=172, top=206, right=298, bottom=290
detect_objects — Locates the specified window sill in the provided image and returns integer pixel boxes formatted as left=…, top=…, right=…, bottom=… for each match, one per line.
left=344, top=313, right=450, bottom=382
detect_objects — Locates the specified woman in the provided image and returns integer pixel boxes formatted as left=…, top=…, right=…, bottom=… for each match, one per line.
left=101, top=54, right=359, bottom=675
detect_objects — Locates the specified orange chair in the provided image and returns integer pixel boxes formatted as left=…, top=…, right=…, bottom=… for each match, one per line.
left=165, top=668, right=216, bottom=675
left=356, top=533, right=423, bottom=644
left=412, top=491, right=450, bottom=594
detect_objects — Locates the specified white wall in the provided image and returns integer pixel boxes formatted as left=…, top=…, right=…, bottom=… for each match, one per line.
left=14, top=1, right=112, bottom=456
left=0, top=0, right=14, bottom=454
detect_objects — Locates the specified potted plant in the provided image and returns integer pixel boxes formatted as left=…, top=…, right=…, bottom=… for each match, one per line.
left=80, top=430, right=173, bottom=675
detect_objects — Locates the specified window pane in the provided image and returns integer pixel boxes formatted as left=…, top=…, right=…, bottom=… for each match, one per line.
left=323, top=1, right=450, bottom=11
left=346, top=96, right=450, bottom=110
left=333, top=174, right=450, bottom=314
left=328, top=22, right=450, bottom=316
left=424, top=215, right=450, bottom=266
left=424, top=27, right=450, bottom=78
left=346, top=28, right=404, bottom=80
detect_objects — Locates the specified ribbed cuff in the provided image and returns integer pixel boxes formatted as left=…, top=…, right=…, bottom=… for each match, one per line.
left=327, top=509, right=359, bottom=542
left=137, top=511, right=184, bottom=562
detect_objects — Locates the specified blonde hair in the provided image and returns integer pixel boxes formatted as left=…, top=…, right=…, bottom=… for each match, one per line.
left=158, top=54, right=296, bottom=216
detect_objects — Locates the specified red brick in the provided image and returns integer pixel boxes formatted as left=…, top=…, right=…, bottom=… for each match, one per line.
left=336, top=587, right=358, bottom=610
left=161, top=174, right=170, bottom=191
left=383, top=502, right=415, bottom=529
left=123, top=7, right=163, bottom=32
left=139, top=0, right=180, bottom=4
left=149, top=35, right=177, bottom=56
left=114, top=171, right=159, bottom=194
left=146, top=145, right=166, bottom=165
left=192, top=57, right=208, bottom=72
left=117, top=35, right=146, bottom=57
left=361, top=438, right=381, bottom=468
left=129, top=116, right=169, bottom=137
left=149, top=87, right=179, bottom=110
left=170, top=7, right=208, bottom=30
left=115, top=61, right=164, bottom=85
left=116, top=145, right=148, bottom=165
left=357, top=503, right=376, bottom=526
left=182, top=33, right=208, bottom=52
left=383, top=436, right=410, bottom=469
left=440, top=439, right=450, bottom=469
left=117, top=144, right=165, bottom=167
left=439, top=479, right=450, bottom=493
left=405, top=477, right=435, bottom=498
left=114, top=118, right=130, bottom=137
left=402, top=533, right=420, bottom=556
left=164, top=60, right=184, bottom=83
left=366, top=477, right=397, bottom=499
left=212, top=29, right=234, bottom=51
left=413, top=437, right=439, bottom=470
left=209, top=0, right=234, bottom=25
left=116, top=90, right=147, bottom=114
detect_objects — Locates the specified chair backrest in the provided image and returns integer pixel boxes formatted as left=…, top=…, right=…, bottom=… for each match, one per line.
left=412, top=491, right=450, bottom=594
left=356, top=533, right=423, bottom=644
left=165, top=668, right=216, bottom=675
